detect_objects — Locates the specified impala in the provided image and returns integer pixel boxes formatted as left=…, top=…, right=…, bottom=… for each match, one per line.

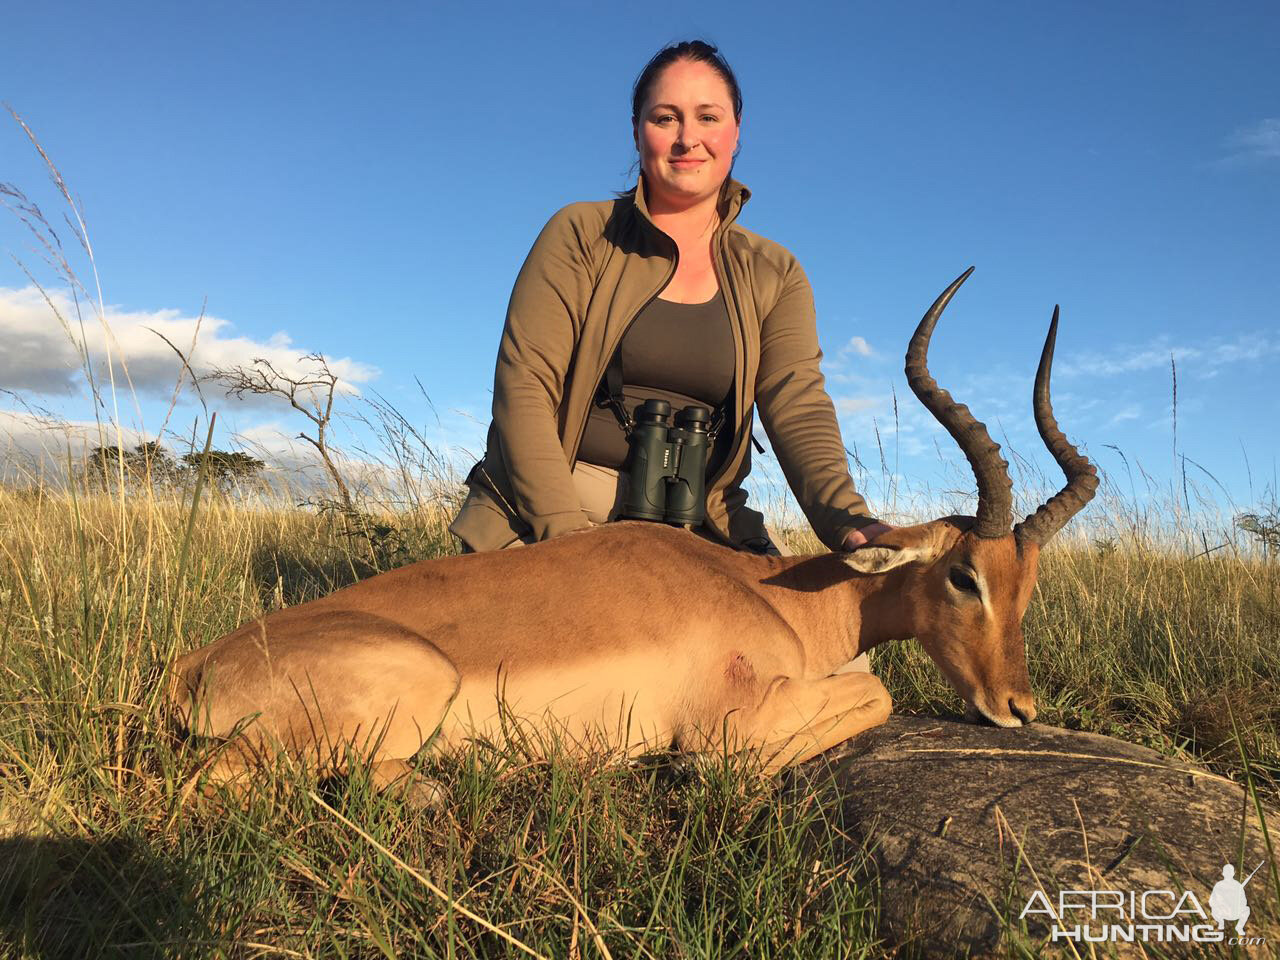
left=168, top=269, right=1098, bottom=799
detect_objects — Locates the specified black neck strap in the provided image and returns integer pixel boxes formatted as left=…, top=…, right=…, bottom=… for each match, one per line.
left=593, top=333, right=764, bottom=453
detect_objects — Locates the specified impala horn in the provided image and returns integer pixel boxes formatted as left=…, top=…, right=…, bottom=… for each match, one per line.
left=906, top=268, right=1014, bottom=539
left=1013, top=306, right=1099, bottom=546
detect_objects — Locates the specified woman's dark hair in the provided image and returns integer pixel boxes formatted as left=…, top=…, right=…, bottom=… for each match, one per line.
left=630, top=39, right=743, bottom=126
left=617, top=39, right=743, bottom=195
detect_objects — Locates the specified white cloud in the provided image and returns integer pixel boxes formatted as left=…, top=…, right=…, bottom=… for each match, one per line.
left=1208, top=333, right=1277, bottom=364
left=0, top=285, right=380, bottom=406
left=0, top=278, right=385, bottom=491
left=230, top=421, right=322, bottom=473
left=837, top=335, right=874, bottom=359
left=1057, top=341, right=1200, bottom=377
left=834, top=393, right=884, bottom=416
left=824, top=327, right=886, bottom=383
left=0, top=407, right=416, bottom=498
left=1224, top=118, right=1280, bottom=163
left=1057, top=332, right=1279, bottom=379
left=0, top=408, right=147, bottom=483
left=0, top=407, right=321, bottom=484
left=831, top=386, right=950, bottom=461
left=0, top=284, right=489, bottom=498
left=1108, top=404, right=1141, bottom=425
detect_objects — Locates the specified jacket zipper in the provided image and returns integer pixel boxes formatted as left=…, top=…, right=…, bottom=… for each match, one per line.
left=705, top=230, right=749, bottom=498
left=568, top=236, right=678, bottom=467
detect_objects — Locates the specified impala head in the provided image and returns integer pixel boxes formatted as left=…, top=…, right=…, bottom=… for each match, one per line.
left=845, top=268, right=1098, bottom=727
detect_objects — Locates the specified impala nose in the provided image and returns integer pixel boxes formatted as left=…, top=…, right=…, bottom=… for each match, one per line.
left=1009, top=695, right=1037, bottom=725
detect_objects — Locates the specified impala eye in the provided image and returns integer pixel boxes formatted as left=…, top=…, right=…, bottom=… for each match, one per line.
left=949, top=567, right=980, bottom=594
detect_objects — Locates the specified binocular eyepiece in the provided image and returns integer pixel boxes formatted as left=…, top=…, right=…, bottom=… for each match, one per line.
left=620, top=399, right=712, bottom=526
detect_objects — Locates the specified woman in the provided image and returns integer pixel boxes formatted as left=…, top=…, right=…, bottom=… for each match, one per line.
left=450, top=40, right=891, bottom=567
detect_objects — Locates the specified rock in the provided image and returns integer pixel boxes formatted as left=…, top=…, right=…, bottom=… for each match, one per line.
left=790, top=716, right=1279, bottom=958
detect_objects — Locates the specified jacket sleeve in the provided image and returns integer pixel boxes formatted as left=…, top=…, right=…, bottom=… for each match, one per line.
left=490, top=206, right=596, bottom=541
left=754, top=255, right=879, bottom=551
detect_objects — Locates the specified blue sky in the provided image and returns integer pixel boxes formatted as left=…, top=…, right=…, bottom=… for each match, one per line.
left=1, top=1, right=1277, bottom=529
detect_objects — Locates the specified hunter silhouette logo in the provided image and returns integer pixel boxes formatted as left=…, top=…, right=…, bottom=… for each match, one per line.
left=1020, top=860, right=1268, bottom=946
left=1210, top=861, right=1264, bottom=935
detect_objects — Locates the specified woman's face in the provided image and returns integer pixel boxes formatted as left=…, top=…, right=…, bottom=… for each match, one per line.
left=633, top=58, right=739, bottom=212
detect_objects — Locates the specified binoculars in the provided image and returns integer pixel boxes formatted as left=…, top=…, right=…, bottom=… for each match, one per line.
left=620, top=399, right=712, bottom=526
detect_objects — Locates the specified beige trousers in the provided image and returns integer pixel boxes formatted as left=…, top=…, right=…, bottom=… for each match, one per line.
left=464, top=461, right=871, bottom=673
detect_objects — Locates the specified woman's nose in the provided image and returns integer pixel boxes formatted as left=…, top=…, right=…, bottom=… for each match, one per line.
left=675, top=125, right=699, bottom=151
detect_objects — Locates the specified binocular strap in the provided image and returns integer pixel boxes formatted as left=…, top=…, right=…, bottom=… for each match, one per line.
left=595, top=345, right=742, bottom=445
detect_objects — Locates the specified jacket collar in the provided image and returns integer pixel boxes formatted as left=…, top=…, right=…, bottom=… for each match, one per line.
left=630, top=171, right=752, bottom=238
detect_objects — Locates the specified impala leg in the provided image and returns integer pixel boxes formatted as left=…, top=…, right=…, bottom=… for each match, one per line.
left=172, top=611, right=460, bottom=802
left=195, top=745, right=256, bottom=806
left=369, top=758, right=447, bottom=810
left=194, top=751, right=445, bottom=811
left=730, top=672, right=892, bottom=774
left=188, top=735, right=296, bottom=811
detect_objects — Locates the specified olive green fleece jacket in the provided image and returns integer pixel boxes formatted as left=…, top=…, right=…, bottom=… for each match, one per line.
left=449, top=173, right=879, bottom=553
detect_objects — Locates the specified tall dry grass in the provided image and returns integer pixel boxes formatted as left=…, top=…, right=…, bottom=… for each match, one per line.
left=0, top=479, right=890, bottom=958
left=1, top=464, right=1277, bottom=957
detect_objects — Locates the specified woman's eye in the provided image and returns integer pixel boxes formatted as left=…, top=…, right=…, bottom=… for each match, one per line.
left=949, top=568, right=979, bottom=594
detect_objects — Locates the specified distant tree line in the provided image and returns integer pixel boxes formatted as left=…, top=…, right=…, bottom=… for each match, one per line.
left=81, top=442, right=265, bottom=493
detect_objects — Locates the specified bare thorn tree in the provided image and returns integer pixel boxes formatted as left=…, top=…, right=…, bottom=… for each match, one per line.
left=204, top=353, right=355, bottom=515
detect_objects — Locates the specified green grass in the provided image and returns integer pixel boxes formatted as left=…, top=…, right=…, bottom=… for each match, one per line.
left=0, top=480, right=1276, bottom=958
left=0, top=487, right=886, bottom=958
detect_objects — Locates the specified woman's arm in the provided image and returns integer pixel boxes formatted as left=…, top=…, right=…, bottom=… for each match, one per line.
left=754, top=256, right=882, bottom=551
left=490, top=206, right=598, bottom=541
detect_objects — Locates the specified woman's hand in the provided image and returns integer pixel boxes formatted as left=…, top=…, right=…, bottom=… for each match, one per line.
left=842, top=522, right=895, bottom=551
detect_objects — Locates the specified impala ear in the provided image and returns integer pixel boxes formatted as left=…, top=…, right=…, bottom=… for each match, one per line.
left=839, top=523, right=952, bottom=575
left=840, top=543, right=939, bottom=574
